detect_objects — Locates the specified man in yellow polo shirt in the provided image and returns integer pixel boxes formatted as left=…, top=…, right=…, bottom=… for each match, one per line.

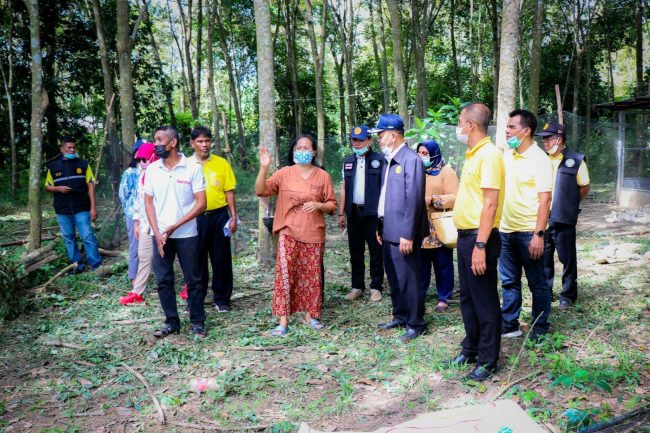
left=537, top=122, right=590, bottom=310
left=189, top=126, right=238, bottom=312
left=500, top=110, right=553, bottom=341
left=448, top=102, right=504, bottom=382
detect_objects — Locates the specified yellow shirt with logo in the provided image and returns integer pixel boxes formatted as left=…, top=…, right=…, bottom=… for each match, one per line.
left=190, top=154, right=237, bottom=211
left=500, top=143, right=553, bottom=233
left=453, top=137, right=505, bottom=230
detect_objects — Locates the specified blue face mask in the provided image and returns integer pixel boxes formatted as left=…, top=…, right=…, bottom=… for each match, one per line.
left=63, top=153, right=79, bottom=160
left=352, top=146, right=368, bottom=156
left=293, top=150, right=314, bottom=165
left=506, top=131, right=525, bottom=149
left=421, top=156, right=432, bottom=168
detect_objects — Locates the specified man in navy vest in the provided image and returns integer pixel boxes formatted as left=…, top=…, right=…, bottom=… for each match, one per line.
left=537, top=122, right=590, bottom=310
left=338, top=125, right=384, bottom=302
left=45, top=137, right=102, bottom=272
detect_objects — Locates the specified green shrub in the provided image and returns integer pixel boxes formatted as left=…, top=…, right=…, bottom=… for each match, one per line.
left=0, top=253, right=29, bottom=321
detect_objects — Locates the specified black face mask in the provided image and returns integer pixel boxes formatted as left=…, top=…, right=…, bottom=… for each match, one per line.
left=154, top=144, right=170, bottom=159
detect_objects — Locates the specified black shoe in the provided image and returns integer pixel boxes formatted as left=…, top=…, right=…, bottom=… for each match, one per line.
left=465, top=362, right=497, bottom=382
left=153, top=323, right=180, bottom=339
left=559, top=299, right=572, bottom=310
left=447, top=353, right=478, bottom=366
left=399, top=328, right=425, bottom=343
left=214, top=304, right=231, bottom=313
left=377, top=319, right=406, bottom=330
left=191, top=324, right=207, bottom=338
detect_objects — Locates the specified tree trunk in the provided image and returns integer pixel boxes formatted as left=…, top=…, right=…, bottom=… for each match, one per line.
left=330, top=40, right=347, bottom=146
left=116, top=0, right=136, bottom=155
left=304, top=0, right=328, bottom=166
left=344, top=0, right=355, bottom=130
left=411, top=0, right=426, bottom=117
left=572, top=48, right=582, bottom=140
left=42, top=0, right=58, bottom=156
left=284, top=0, right=302, bottom=136
left=387, top=0, right=408, bottom=123
left=23, top=0, right=48, bottom=251
left=196, top=0, right=203, bottom=111
left=450, top=0, right=461, bottom=96
left=585, top=42, right=591, bottom=139
left=177, top=0, right=199, bottom=120
left=253, top=0, right=277, bottom=266
left=90, top=0, right=121, bottom=214
left=368, top=0, right=389, bottom=113
left=144, top=8, right=176, bottom=125
left=215, top=2, right=247, bottom=166
left=636, top=0, right=644, bottom=95
left=528, top=0, right=543, bottom=115
left=0, top=0, right=16, bottom=195
left=207, top=0, right=220, bottom=147
left=487, top=0, right=500, bottom=117
left=377, top=0, right=391, bottom=111
left=494, top=0, right=520, bottom=149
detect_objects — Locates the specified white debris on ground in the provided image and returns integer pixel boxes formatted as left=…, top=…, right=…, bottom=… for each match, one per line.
left=595, top=243, right=644, bottom=264
left=604, top=205, right=650, bottom=224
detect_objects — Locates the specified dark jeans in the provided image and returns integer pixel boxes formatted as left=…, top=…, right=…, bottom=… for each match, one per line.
left=347, top=209, right=384, bottom=291
left=384, top=241, right=426, bottom=332
left=152, top=235, right=205, bottom=329
left=457, top=229, right=501, bottom=364
left=419, top=246, right=454, bottom=302
left=543, top=222, right=578, bottom=303
left=197, top=207, right=234, bottom=307
left=499, top=231, right=551, bottom=336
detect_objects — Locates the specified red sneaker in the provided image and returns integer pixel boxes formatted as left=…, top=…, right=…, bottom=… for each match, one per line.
left=119, top=292, right=144, bottom=305
left=180, top=283, right=189, bottom=300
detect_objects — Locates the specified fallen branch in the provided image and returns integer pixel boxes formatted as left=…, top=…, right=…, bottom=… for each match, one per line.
left=14, top=225, right=59, bottom=236
left=168, top=420, right=271, bottom=431
left=231, top=288, right=273, bottom=302
left=0, top=235, right=56, bottom=248
left=99, top=248, right=127, bottom=257
left=42, top=339, right=86, bottom=350
left=111, top=316, right=165, bottom=325
left=24, top=253, right=60, bottom=274
left=491, top=369, right=544, bottom=401
left=20, top=240, right=57, bottom=265
left=33, top=263, right=78, bottom=293
left=234, top=346, right=284, bottom=352
left=121, top=363, right=166, bottom=425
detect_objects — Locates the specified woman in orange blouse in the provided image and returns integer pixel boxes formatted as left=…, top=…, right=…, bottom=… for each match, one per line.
left=417, top=140, right=459, bottom=312
left=255, top=135, right=338, bottom=336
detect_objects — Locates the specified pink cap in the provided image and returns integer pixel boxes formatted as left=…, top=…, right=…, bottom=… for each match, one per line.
left=135, top=142, right=157, bottom=162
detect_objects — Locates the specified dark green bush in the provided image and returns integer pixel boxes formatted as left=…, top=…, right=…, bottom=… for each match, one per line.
left=0, top=253, right=28, bottom=321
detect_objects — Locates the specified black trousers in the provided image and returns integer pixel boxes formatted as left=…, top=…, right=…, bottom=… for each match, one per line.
left=197, top=207, right=234, bottom=307
left=383, top=241, right=426, bottom=332
left=152, top=235, right=206, bottom=328
left=347, top=208, right=384, bottom=291
left=457, top=229, right=501, bottom=364
left=543, top=222, right=578, bottom=303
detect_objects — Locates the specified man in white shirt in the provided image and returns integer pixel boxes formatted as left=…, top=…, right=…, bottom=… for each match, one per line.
left=144, top=126, right=207, bottom=338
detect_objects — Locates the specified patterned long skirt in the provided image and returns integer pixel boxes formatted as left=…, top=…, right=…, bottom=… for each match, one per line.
left=272, top=233, right=325, bottom=317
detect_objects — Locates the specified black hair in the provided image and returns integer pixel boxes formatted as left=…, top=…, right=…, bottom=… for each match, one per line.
left=128, top=149, right=139, bottom=168
left=190, top=126, right=212, bottom=140
left=462, top=102, right=491, bottom=132
left=287, top=134, right=319, bottom=167
left=60, top=136, right=75, bottom=146
left=509, top=109, right=537, bottom=136
left=154, top=126, right=181, bottom=149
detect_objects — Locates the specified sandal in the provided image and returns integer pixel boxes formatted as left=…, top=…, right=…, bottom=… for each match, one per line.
left=434, top=302, right=449, bottom=312
left=270, top=325, right=289, bottom=336
left=307, top=318, right=325, bottom=330
left=153, top=324, right=180, bottom=339
left=191, top=324, right=207, bottom=338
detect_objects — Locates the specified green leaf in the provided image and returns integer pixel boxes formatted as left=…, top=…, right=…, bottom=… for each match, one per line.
left=573, top=369, right=589, bottom=382
left=595, top=379, right=612, bottom=393
left=415, top=117, right=424, bottom=129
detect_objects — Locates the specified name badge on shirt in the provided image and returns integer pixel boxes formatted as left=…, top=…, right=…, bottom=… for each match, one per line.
left=344, top=163, right=353, bottom=170
left=176, top=179, right=190, bottom=185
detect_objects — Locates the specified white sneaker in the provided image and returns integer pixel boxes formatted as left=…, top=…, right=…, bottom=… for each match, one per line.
left=369, top=289, right=383, bottom=302
left=345, top=288, right=363, bottom=301
left=501, top=330, right=523, bottom=338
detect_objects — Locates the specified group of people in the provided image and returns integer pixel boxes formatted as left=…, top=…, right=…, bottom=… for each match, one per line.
left=44, top=101, right=589, bottom=382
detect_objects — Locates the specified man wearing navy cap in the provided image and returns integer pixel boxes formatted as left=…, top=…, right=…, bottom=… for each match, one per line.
left=371, top=114, right=428, bottom=343
left=338, top=125, right=385, bottom=302
left=537, top=122, right=590, bottom=310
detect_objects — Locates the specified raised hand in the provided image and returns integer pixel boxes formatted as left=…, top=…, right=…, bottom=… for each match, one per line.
left=259, top=147, right=271, bottom=168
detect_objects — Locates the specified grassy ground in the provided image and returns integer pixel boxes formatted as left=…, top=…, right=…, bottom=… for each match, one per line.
left=0, top=198, right=648, bottom=433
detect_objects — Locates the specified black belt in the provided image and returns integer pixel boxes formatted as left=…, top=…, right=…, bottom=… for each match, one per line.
left=352, top=204, right=364, bottom=211
left=204, top=206, right=228, bottom=216
left=457, top=227, right=498, bottom=238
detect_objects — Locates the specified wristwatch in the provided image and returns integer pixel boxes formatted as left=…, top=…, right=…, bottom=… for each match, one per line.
left=475, top=241, right=486, bottom=249
left=535, top=230, right=545, bottom=238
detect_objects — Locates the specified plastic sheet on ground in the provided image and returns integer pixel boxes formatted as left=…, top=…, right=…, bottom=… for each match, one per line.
left=298, top=400, right=546, bottom=433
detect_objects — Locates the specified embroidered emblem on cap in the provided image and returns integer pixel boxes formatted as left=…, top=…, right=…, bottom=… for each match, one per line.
left=565, top=158, right=575, bottom=168
left=371, top=160, right=380, bottom=169
left=395, top=166, right=402, bottom=174
left=354, top=127, right=362, bottom=134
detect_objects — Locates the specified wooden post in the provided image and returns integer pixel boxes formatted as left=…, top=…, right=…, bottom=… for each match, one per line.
left=555, top=84, right=564, bottom=125
left=220, top=110, right=233, bottom=165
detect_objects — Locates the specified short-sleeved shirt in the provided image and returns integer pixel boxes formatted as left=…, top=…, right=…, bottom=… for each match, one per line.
left=118, top=167, right=141, bottom=219
left=550, top=153, right=590, bottom=186
left=453, top=137, right=505, bottom=230
left=189, top=154, right=237, bottom=211
left=500, top=143, right=553, bottom=233
left=142, top=154, right=206, bottom=239
left=258, top=165, right=337, bottom=244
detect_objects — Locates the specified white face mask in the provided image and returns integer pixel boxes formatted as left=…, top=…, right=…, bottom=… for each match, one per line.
left=379, top=133, right=394, bottom=156
left=546, top=137, right=561, bottom=155
left=456, top=124, right=469, bottom=144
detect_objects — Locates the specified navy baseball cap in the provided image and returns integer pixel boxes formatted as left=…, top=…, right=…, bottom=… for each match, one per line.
left=350, top=125, right=370, bottom=140
left=536, top=121, right=565, bottom=139
left=133, top=138, right=145, bottom=152
left=368, top=114, right=405, bottom=133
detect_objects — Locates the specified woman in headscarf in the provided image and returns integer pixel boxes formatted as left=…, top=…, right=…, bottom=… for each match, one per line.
left=255, top=134, right=338, bottom=336
left=417, top=140, right=459, bottom=312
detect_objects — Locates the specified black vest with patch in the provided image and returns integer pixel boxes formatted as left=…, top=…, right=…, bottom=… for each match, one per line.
left=342, top=150, right=384, bottom=217
left=48, top=157, right=91, bottom=215
left=550, top=149, right=585, bottom=226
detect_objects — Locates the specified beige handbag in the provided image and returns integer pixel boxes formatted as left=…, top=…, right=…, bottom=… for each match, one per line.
left=430, top=210, right=457, bottom=248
